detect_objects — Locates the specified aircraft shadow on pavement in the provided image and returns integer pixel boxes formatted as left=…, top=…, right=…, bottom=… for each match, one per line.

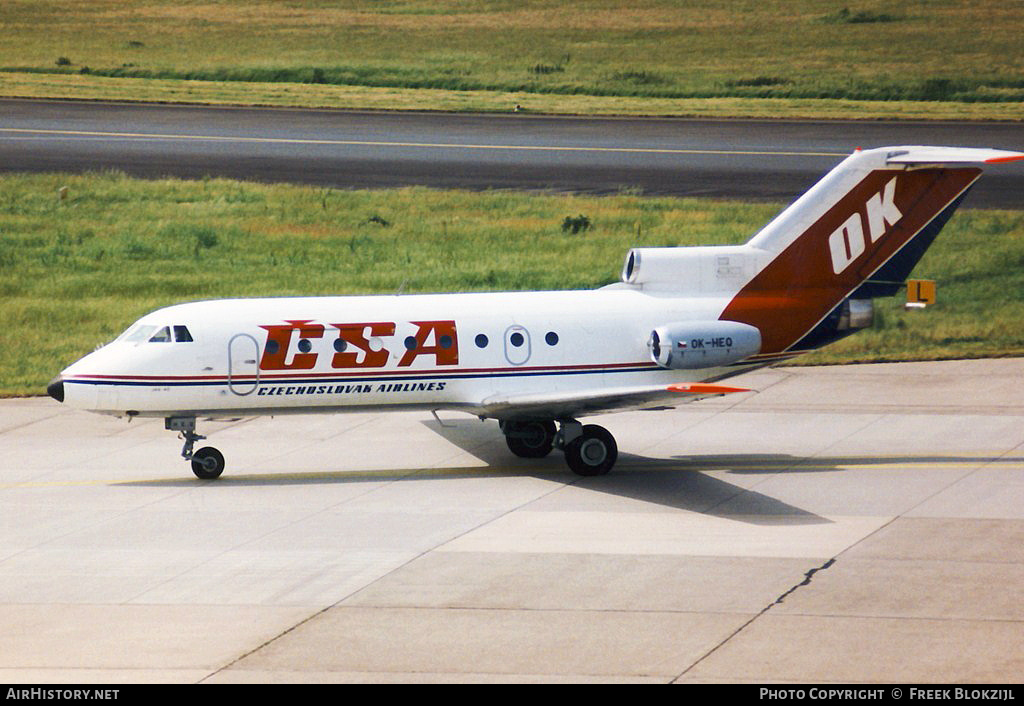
left=117, top=418, right=1021, bottom=527
left=680, top=453, right=1024, bottom=473
left=418, top=418, right=831, bottom=525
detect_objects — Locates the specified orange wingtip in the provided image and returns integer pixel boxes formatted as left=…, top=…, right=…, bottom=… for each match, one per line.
left=985, top=154, right=1024, bottom=164
left=667, top=383, right=750, bottom=395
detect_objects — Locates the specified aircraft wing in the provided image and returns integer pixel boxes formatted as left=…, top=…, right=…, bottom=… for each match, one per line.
left=473, top=382, right=750, bottom=421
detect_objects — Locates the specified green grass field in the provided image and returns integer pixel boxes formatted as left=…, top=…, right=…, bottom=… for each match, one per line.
left=2, top=172, right=1022, bottom=397
left=0, top=0, right=1022, bottom=119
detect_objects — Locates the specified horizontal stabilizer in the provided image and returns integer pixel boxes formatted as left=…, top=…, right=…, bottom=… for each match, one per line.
left=883, top=146, right=1024, bottom=166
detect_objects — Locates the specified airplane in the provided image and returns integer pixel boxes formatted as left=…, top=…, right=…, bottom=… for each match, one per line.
left=46, top=145, right=1023, bottom=480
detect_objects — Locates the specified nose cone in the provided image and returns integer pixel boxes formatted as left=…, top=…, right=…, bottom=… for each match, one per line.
left=47, top=376, right=65, bottom=403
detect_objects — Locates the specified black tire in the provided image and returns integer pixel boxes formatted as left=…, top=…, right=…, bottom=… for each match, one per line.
left=191, top=446, right=225, bottom=480
left=564, top=425, right=617, bottom=476
left=504, top=420, right=557, bottom=458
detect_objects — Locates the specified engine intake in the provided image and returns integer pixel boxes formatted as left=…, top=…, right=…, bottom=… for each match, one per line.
left=648, top=320, right=762, bottom=369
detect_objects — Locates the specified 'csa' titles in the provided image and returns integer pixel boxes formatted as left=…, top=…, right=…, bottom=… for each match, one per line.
left=255, top=320, right=458, bottom=398
left=260, top=319, right=459, bottom=370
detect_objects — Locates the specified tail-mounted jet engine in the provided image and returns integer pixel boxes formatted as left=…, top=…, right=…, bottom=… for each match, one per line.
left=834, top=298, right=874, bottom=332
left=648, top=320, right=761, bottom=369
left=794, top=298, right=874, bottom=350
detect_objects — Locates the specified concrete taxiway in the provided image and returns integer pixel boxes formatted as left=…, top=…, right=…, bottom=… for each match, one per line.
left=1, top=358, right=1022, bottom=683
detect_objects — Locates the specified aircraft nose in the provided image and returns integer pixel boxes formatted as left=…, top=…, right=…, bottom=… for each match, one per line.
left=47, top=376, right=65, bottom=403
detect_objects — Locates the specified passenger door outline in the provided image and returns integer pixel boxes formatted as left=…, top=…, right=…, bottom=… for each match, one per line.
left=227, top=333, right=260, bottom=396
left=503, top=325, right=531, bottom=366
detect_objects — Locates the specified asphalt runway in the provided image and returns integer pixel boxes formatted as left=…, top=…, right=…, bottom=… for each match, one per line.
left=1, top=359, right=1022, bottom=682
left=1, top=99, right=1022, bottom=207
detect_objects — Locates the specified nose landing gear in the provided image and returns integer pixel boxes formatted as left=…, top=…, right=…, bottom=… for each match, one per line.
left=190, top=446, right=225, bottom=480
left=166, top=417, right=225, bottom=480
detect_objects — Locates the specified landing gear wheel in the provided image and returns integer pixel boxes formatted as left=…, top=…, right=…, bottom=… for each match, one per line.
left=564, top=425, right=617, bottom=476
left=191, top=446, right=225, bottom=480
left=504, top=420, right=557, bottom=458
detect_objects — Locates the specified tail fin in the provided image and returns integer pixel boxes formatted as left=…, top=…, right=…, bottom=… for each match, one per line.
left=721, top=146, right=1024, bottom=354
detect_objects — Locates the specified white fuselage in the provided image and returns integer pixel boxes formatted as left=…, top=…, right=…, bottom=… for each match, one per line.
left=59, top=286, right=742, bottom=419
left=59, top=146, right=1022, bottom=425
left=47, top=145, right=1023, bottom=479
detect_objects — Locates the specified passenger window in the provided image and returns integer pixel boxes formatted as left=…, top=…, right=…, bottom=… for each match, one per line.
left=173, top=326, right=193, bottom=343
left=148, top=326, right=172, bottom=343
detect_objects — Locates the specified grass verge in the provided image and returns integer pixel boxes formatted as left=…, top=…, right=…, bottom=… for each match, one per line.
left=0, top=0, right=1021, bottom=120
left=2, top=172, right=1022, bottom=396
left=3, top=73, right=1024, bottom=121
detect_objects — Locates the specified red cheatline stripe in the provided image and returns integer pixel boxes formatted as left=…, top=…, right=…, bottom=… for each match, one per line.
left=66, top=360, right=660, bottom=383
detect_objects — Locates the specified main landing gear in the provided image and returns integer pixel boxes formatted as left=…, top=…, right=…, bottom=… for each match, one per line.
left=166, top=417, right=225, bottom=480
left=501, top=419, right=618, bottom=476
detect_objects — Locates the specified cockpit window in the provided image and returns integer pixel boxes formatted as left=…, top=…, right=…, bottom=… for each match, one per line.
left=148, top=326, right=172, bottom=343
left=121, top=325, right=157, bottom=343
left=118, top=323, right=193, bottom=343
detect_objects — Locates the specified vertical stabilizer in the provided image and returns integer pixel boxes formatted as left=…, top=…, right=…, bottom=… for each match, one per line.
left=722, top=146, right=1023, bottom=354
